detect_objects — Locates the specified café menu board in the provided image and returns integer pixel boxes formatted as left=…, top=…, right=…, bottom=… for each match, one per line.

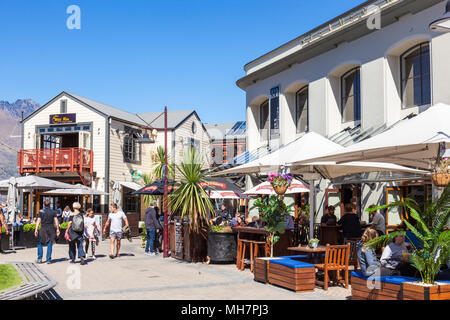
left=175, top=220, right=183, bottom=260
left=50, top=113, right=76, bottom=124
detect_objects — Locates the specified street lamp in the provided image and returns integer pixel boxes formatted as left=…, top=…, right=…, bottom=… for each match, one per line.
left=429, top=0, right=450, bottom=33
left=139, top=106, right=170, bottom=258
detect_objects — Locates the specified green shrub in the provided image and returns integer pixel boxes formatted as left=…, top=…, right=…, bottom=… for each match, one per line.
left=23, top=224, right=40, bottom=232
left=1, top=226, right=6, bottom=234
left=59, top=222, right=69, bottom=230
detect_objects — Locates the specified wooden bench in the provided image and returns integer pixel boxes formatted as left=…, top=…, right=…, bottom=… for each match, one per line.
left=254, top=255, right=308, bottom=284
left=351, top=271, right=420, bottom=300
left=0, top=262, right=58, bottom=300
left=268, top=258, right=316, bottom=293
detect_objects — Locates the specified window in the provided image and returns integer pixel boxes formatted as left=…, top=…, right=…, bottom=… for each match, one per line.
left=259, top=100, right=269, bottom=141
left=123, top=132, right=141, bottom=163
left=42, top=135, right=61, bottom=149
left=192, top=122, right=197, bottom=134
left=123, top=187, right=140, bottom=213
left=295, top=86, right=309, bottom=133
left=341, top=68, right=361, bottom=122
left=60, top=100, right=67, bottom=114
left=401, top=43, right=431, bottom=108
left=270, top=86, right=280, bottom=139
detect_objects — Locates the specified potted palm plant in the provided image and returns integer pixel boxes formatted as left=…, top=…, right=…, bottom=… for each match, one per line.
left=170, top=147, right=215, bottom=263
left=365, top=184, right=450, bottom=300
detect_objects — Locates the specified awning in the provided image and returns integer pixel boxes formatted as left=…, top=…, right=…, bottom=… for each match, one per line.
left=0, top=176, right=79, bottom=192
left=118, top=181, right=142, bottom=191
left=289, top=103, right=450, bottom=170
left=43, top=184, right=108, bottom=196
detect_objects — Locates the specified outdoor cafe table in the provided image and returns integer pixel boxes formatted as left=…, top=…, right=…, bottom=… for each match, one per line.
left=287, top=245, right=327, bottom=264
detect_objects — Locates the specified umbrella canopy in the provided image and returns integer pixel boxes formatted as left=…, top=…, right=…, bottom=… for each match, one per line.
left=112, top=181, right=122, bottom=209
left=199, top=177, right=246, bottom=199
left=289, top=103, right=450, bottom=170
left=43, top=184, right=108, bottom=196
left=0, top=175, right=79, bottom=192
left=6, top=177, right=19, bottom=224
left=244, top=179, right=310, bottom=196
left=214, top=132, right=427, bottom=178
left=131, top=179, right=179, bottom=195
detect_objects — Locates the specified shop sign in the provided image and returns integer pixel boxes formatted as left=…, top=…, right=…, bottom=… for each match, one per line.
left=50, top=113, right=76, bottom=124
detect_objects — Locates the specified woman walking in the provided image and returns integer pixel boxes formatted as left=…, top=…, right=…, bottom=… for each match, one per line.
left=84, top=208, right=101, bottom=259
left=66, top=202, right=87, bottom=265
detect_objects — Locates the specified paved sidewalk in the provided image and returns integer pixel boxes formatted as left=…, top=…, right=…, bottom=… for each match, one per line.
left=1, top=240, right=352, bottom=300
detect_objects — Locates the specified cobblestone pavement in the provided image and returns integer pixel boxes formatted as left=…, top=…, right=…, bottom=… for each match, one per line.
left=1, top=239, right=352, bottom=300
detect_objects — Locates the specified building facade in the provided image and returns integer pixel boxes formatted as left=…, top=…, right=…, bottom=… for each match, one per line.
left=19, top=91, right=210, bottom=216
left=238, top=0, right=450, bottom=231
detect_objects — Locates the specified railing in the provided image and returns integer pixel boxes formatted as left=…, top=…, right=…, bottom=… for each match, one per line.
left=17, top=148, right=93, bottom=174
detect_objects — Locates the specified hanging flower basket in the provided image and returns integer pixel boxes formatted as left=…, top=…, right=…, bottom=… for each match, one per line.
left=273, top=185, right=288, bottom=195
left=430, top=173, right=450, bottom=187
left=268, top=173, right=293, bottom=196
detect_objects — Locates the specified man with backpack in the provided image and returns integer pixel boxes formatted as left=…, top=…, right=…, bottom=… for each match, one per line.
left=35, top=200, right=60, bottom=264
left=67, top=202, right=87, bottom=265
left=103, top=203, right=129, bottom=259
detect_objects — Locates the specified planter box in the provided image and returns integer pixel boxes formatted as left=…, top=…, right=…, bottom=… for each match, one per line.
left=23, top=231, right=37, bottom=248
left=268, top=259, right=316, bottom=293
left=183, top=223, right=207, bottom=263
left=1, top=234, right=10, bottom=251
left=254, top=257, right=284, bottom=284
left=403, top=282, right=450, bottom=300
left=207, top=232, right=236, bottom=263
left=351, top=274, right=403, bottom=300
left=56, top=230, right=68, bottom=244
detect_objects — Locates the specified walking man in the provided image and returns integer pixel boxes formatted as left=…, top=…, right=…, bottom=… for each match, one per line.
left=144, top=201, right=160, bottom=256
left=103, top=203, right=129, bottom=259
left=35, top=200, right=60, bottom=264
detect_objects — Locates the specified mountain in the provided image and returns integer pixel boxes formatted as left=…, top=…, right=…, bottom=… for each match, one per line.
left=0, top=99, right=40, bottom=180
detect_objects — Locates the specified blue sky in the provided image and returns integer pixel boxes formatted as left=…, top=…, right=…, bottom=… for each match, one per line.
left=0, top=0, right=364, bottom=124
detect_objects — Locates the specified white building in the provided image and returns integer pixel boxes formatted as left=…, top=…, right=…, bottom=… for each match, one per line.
left=238, top=0, right=450, bottom=232
left=19, top=91, right=210, bottom=217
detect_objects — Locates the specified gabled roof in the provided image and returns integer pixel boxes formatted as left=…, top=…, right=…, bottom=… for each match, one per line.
left=66, top=92, right=147, bottom=126
left=137, top=110, right=197, bottom=129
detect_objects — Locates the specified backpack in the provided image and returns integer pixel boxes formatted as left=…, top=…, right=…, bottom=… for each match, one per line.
left=71, top=214, right=84, bottom=232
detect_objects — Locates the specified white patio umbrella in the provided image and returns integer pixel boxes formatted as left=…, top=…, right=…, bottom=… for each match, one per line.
left=112, top=181, right=122, bottom=210
left=244, top=179, right=310, bottom=196
left=289, top=103, right=450, bottom=170
left=43, top=184, right=108, bottom=196
left=208, top=190, right=247, bottom=200
left=6, top=177, right=19, bottom=224
left=0, top=176, right=80, bottom=191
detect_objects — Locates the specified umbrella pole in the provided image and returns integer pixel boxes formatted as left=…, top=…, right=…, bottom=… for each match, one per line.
left=309, top=179, right=315, bottom=241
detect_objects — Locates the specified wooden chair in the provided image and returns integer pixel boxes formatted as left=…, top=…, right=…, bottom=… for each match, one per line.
left=238, top=239, right=253, bottom=271
left=344, top=237, right=361, bottom=270
left=314, top=243, right=351, bottom=291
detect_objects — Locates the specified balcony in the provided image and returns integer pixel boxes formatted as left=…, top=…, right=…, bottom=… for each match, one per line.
left=17, top=148, right=93, bottom=175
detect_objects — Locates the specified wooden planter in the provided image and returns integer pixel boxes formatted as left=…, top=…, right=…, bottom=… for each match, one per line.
left=23, top=232, right=37, bottom=248
left=1, top=233, right=10, bottom=251
left=254, top=257, right=283, bottom=284
left=403, top=282, right=450, bottom=300
left=431, top=173, right=450, bottom=187
left=268, top=260, right=316, bottom=293
left=351, top=274, right=403, bottom=300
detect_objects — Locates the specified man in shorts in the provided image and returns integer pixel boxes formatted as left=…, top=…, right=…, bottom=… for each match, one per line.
left=103, top=203, right=129, bottom=259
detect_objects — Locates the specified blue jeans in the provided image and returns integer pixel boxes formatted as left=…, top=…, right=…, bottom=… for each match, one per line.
left=145, top=228, right=156, bottom=253
left=37, top=239, right=53, bottom=262
left=69, top=237, right=86, bottom=261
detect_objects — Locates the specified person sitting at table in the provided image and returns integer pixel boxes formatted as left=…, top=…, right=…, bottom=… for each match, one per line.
left=367, top=204, right=386, bottom=236
left=337, top=203, right=362, bottom=240
left=246, top=216, right=263, bottom=228
left=356, top=228, right=381, bottom=277
left=216, top=203, right=232, bottom=221
left=321, top=205, right=337, bottom=226
left=380, top=233, right=417, bottom=277
left=230, top=213, right=243, bottom=227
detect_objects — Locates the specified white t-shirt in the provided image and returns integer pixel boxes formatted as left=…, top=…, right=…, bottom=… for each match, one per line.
left=84, top=216, right=96, bottom=237
left=108, top=211, right=126, bottom=233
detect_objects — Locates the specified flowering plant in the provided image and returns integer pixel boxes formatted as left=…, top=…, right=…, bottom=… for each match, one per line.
left=432, top=156, right=450, bottom=174
left=268, top=173, right=293, bottom=188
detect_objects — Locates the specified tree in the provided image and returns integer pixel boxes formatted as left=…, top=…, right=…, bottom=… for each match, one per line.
left=152, top=146, right=174, bottom=180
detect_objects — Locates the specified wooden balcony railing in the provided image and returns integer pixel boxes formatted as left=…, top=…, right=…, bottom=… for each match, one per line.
left=17, top=148, right=93, bottom=175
